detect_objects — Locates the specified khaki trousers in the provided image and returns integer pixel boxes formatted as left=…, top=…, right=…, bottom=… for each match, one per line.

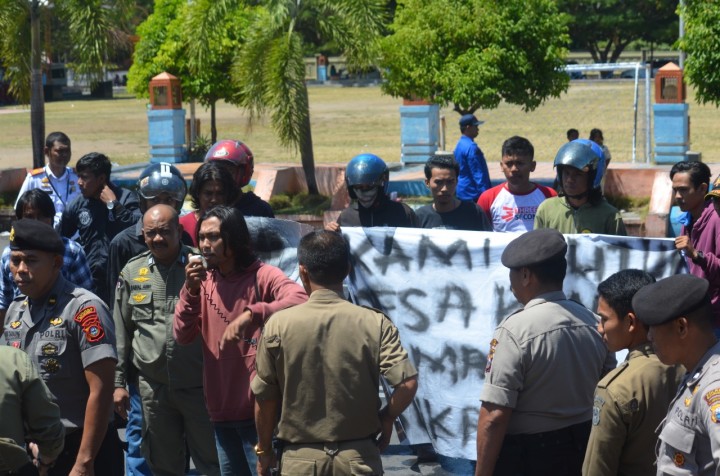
left=138, top=375, right=220, bottom=476
left=280, top=438, right=382, bottom=475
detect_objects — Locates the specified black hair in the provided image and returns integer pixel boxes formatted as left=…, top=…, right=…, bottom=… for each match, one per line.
left=15, top=189, right=55, bottom=220
left=501, top=136, right=534, bottom=159
left=527, top=257, right=567, bottom=285
left=687, top=300, right=716, bottom=330
left=76, top=152, right=111, bottom=179
left=298, top=230, right=350, bottom=286
left=45, top=131, right=70, bottom=148
left=589, top=128, right=603, bottom=141
left=188, top=162, right=238, bottom=211
left=197, top=206, right=256, bottom=269
left=597, top=269, right=656, bottom=319
left=670, top=161, right=712, bottom=189
left=424, top=154, right=459, bottom=179
left=566, top=129, right=579, bottom=141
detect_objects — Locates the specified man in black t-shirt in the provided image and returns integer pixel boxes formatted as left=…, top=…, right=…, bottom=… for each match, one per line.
left=416, top=153, right=492, bottom=231
left=326, top=153, right=418, bottom=231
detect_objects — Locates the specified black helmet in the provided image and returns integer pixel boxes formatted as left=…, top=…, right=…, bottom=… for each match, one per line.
left=138, top=162, right=187, bottom=212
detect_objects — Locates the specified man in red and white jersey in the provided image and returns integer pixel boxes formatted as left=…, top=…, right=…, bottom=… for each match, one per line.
left=478, top=136, right=556, bottom=232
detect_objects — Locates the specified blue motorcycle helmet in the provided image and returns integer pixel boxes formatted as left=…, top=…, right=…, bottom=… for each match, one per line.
left=345, top=153, right=390, bottom=200
left=554, top=140, right=605, bottom=194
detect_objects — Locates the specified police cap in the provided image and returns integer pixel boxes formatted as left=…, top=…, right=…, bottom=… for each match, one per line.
left=501, top=228, right=567, bottom=269
left=9, top=219, right=65, bottom=255
left=633, top=274, right=710, bottom=326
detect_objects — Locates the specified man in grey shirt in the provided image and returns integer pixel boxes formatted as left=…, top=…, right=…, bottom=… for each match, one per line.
left=475, top=228, right=615, bottom=476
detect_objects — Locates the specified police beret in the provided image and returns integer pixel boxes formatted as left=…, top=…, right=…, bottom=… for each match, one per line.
left=633, top=274, right=710, bottom=326
left=9, top=219, right=65, bottom=255
left=501, top=228, right=567, bottom=268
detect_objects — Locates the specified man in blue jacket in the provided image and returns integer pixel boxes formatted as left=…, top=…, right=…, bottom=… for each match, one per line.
left=453, top=114, right=491, bottom=202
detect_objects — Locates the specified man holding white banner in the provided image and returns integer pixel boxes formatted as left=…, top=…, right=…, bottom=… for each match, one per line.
left=476, top=228, right=614, bottom=476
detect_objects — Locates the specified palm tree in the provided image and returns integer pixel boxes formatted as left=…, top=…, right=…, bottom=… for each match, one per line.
left=187, top=0, right=386, bottom=195
left=0, top=0, right=133, bottom=168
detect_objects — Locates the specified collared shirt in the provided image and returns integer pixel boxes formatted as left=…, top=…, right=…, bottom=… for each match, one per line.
left=114, top=246, right=204, bottom=389
left=534, top=196, right=627, bottom=236
left=582, top=343, right=683, bottom=476
left=15, top=165, right=80, bottom=230
left=0, top=275, right=117, bottom=429
left=0, top=238, right=94, bottom=311
left=656, top=340, right=720, bottom=475
left=252, top=288, right=417, bottom=443
left=453, top=135, right=491, bottom=202
left=481, top=291, right=615, bottom=435
left=60, top=184, right=141, bottom=304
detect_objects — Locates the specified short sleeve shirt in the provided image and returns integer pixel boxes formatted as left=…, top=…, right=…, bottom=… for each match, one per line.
left=0, top=275, right=117, bottom=429
left=656, top=341, right=720, bottom=475
left=481, top=291, right=613, bottom=434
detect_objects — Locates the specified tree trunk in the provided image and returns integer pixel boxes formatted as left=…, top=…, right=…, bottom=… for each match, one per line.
left=210, top=101, right=217, bottom=143
left=299, top=83, right=318, bottom=195
left=30, top=0, right=45, bottom=169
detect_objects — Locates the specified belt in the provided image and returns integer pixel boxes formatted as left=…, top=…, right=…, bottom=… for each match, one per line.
left=504, top=420, right=591, bottom=449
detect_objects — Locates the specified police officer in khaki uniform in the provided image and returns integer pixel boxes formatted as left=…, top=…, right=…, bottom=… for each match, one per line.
left=0, top=345, right=65, bottom=475
left=113, top=205, right=219, bottom=476
left=476, top=228, right=615, bottom=476
left=0, top=219, right=121, bottom=476
left=633, top=274, right=720, bottom=475
left=583, top=270, right=683, bottom=476
left=252, top=230, right=418, bottom=476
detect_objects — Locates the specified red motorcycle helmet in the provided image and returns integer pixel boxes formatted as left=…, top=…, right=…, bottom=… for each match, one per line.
left=204, top=140, right=254, bottom=188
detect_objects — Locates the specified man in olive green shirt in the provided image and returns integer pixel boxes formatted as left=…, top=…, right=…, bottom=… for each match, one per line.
left=534, top=140, right=626, bottom=235
left=583, top=269, right=683, bottom=476
left=0, top=345, right=65, bottom=474
left=252, top=230, right=418, bottom=476
left=113, top=205, right=219, bottom=476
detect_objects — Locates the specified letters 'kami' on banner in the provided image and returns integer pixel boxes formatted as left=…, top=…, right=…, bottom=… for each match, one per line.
left=342, top=227, right=684, bottom=460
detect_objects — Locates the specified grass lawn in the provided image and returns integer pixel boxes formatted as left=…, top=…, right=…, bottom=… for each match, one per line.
left=0, top=80, right=717, bottom=169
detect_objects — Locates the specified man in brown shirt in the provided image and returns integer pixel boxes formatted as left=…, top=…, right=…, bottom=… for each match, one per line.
left=251, top=230, right=418, bottom=476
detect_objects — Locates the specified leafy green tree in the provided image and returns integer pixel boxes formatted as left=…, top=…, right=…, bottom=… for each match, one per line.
left=224, top=0, right=386, bottom=195
left=380, top=0, right=570, bottom=115
left=128, top=0, right=250, bottom=142
left=559, top=0, right=679, bottom=63
left=678, top=1, right=720, bottom=106
left=0, top=0, right=133, bottom=167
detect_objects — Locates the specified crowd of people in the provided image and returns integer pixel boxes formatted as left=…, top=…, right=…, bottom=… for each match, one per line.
left=1, top=121, right=719, bottom=476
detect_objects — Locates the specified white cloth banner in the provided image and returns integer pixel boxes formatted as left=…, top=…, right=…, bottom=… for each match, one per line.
left=343, top=227, right=685, bottom=460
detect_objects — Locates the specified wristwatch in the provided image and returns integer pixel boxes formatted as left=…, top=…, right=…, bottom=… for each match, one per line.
left=254, top=444, right=266, bottom=456
left=692, top=251, right=705, bottom=264
left=106, top=200, right=120, bottom=211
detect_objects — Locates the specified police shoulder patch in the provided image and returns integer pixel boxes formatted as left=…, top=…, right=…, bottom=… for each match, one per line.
left=484, top=339, right=498, bottom=374
left=73, top=306, right=105, bottom=343
left=31, top=167, right=45, bottom=176
left=704, top=388, right=720, bottom=406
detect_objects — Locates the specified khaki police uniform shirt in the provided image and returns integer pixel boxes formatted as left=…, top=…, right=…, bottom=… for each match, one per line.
left=656, top=340, right=720, bottom=475
left=0, top=346, right=64, bottom=471
left=481, top=291, right=616, bottom=435
left=114, top=246, right=203, bottom=389
left=251, top=288, right=418, bottom=443
left=0, top=275, right=117, bottom=429
left=583, top=344, right=683, bottom=476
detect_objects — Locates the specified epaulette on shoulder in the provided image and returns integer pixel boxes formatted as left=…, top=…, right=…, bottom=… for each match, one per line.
left=597, top=361, right=629, bottom=388
left=30, top=167, right=45, bottom=176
